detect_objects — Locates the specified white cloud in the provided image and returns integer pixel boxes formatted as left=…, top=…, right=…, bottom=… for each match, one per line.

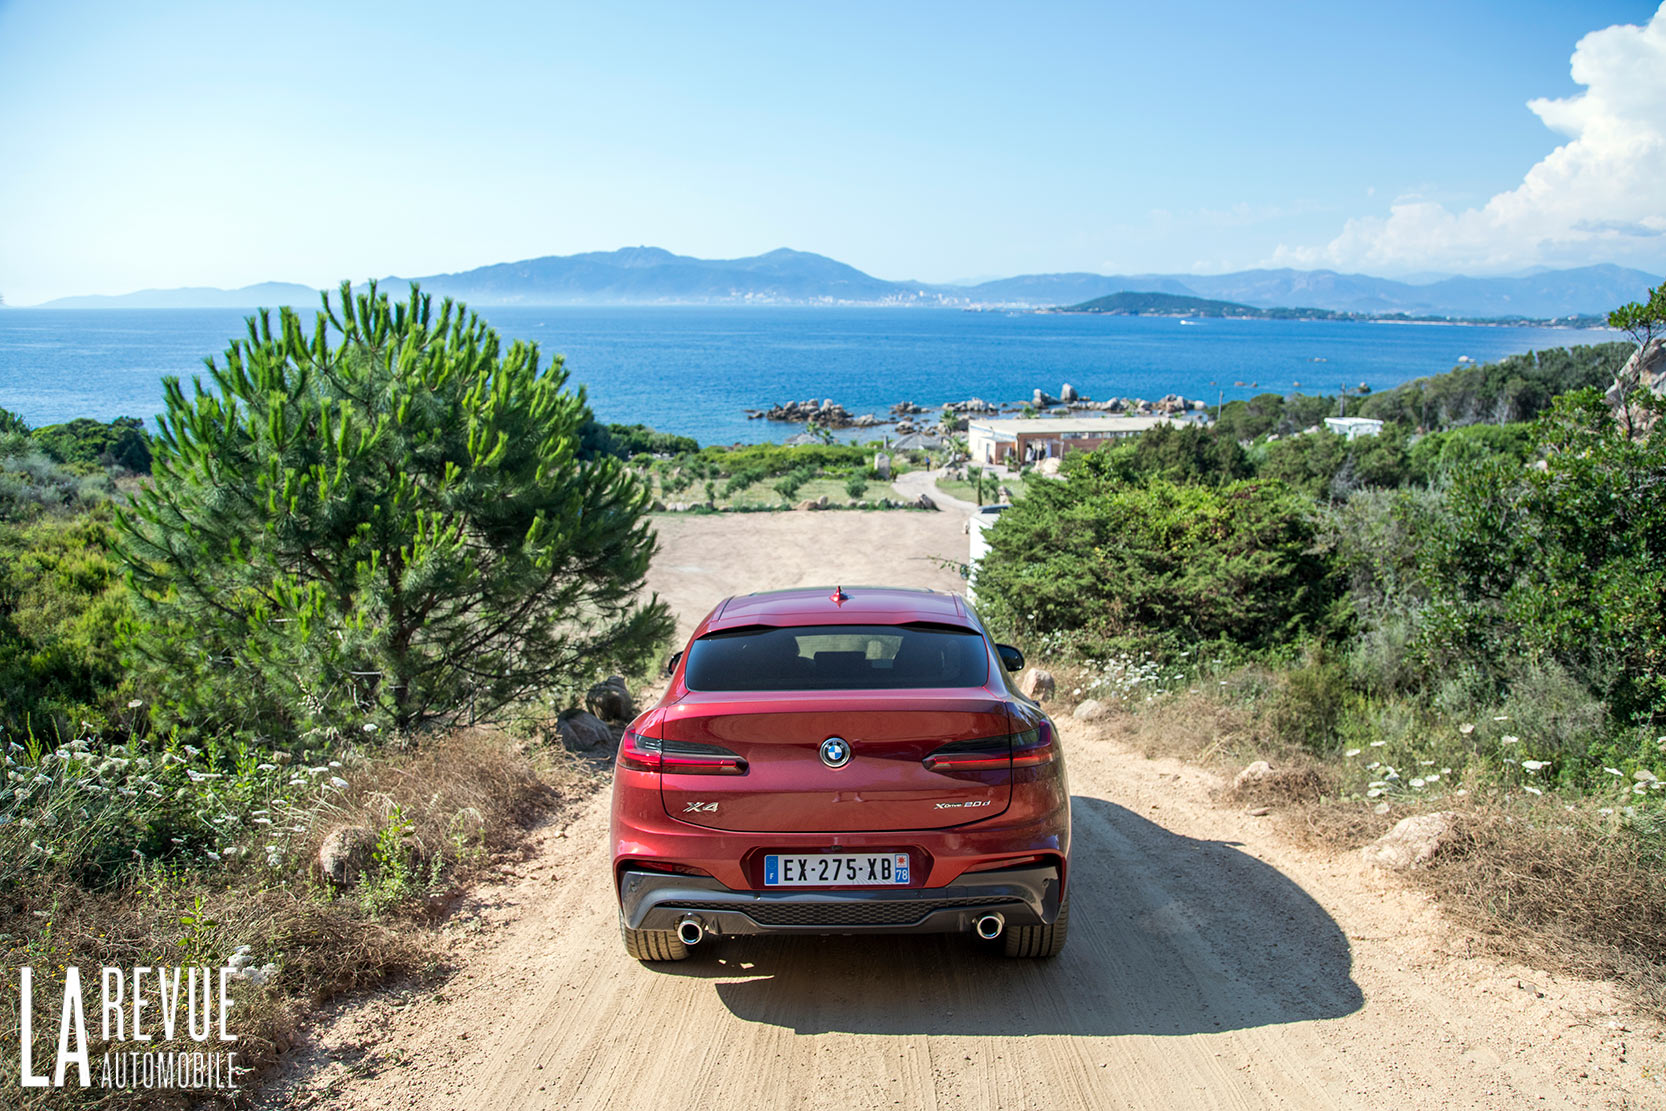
left=1274, top=3, right=1666, bottom=274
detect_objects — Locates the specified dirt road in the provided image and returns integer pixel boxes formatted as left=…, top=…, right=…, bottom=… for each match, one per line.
left=264, top=509, right=1665, bottom=1110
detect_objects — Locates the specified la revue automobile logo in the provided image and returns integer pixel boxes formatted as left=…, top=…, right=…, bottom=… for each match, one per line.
left=11, top=964, right=244, bottom=1092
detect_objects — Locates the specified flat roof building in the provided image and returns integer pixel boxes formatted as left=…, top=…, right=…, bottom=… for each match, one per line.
left=966, top=415, right=1186, bottom=466
left=1323, top=417, right=1385, bottom=441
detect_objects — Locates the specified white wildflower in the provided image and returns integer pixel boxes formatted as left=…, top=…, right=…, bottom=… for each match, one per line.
left=1458, top=723, right=1475, bottom=735
left=1523, top=785, right=1543, bottom=795
left=1345, top=749, right=1361, bottom=758
left=127, top=699, right=144, bottom=709
left=1500, top=735, right=1520, bottom=745
left=329, top=776, right=348, bottom=790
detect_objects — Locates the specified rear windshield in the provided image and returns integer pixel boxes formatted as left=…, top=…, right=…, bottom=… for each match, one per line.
left=684, top=623, right=990, bottom=691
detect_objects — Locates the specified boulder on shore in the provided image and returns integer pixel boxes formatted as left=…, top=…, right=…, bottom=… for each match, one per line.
left=1606, top=336, right=1666, bottom=436
left=585, top=676, right=634, bottom=723
left=1361, top=811, right=1463, bottom=870
left=1233, top=760, right=1276, bottom=791
left=1019, top=668, right=1055, bottom=701
left=316, top=826, right=376, bottom=887
left=1072, top=698, right=1106, bottom=721
left=556, top=709, right=613, bottom=752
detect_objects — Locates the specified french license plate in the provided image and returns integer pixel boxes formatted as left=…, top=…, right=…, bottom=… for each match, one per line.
left=764, top=852, right=910, bottom=887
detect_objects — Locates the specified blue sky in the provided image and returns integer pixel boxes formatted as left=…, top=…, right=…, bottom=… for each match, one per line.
left=1, top=0, right=1662, bottom=303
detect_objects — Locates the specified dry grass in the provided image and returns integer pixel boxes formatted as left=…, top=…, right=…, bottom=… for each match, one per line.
left=0, top=727, right=599, bottom=1108
left=1095, top=673, right=1666, bottom=1022
left=1413, top=803, right=1666, bottom=1019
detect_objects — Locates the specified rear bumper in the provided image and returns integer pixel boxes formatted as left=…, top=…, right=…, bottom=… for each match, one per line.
left=618, top=863, right=1063, bottom=935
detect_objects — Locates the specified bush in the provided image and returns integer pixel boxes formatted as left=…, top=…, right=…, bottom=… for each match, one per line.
left=1356, top=343, right=1632, bottom=429
left=0, top=510, right=130, bottom=741
left=1423, top=389, right=1666, bottom=726
left=975, top=453, right=1340, bottom=658
left=31, top=416, right=152, bottom=473
left=0, top=451, right=114, bottom=522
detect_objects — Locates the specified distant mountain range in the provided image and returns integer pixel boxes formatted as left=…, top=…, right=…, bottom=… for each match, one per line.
left=28, top=247, right=1661, bottom=320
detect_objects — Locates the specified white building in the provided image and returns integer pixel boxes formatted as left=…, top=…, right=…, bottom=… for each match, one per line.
left=1323, top=417, right=1384, bottom=441
left=965, top=415, right=1186, bottom=466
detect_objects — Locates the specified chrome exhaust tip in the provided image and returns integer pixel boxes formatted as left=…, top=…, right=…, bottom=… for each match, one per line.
left=974, top=913, right=1005, bottom=940
left=676, top=916, right=706, bottom=946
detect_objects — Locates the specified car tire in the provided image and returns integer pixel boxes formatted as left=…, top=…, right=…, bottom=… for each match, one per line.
left=1002, top=889, right=1069, bottom=958
left=619, top=911, right=689, bottom=962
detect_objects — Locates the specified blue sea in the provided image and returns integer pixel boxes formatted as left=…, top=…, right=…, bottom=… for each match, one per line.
left=0, top=306, right=1612, bottom=446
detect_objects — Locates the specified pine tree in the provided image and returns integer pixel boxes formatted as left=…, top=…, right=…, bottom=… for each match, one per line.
left=118, top=282, right=672, bottom=738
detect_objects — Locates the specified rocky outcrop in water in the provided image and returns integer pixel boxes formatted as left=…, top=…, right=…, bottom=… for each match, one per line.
left=749, top=398, right=875, bottom=428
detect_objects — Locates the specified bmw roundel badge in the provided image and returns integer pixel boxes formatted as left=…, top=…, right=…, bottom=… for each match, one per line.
left=820, top=737, right=851, bottom=768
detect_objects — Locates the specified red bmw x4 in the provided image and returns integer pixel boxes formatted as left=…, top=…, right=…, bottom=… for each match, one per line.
left=611, top=586, right=1070, bottom=961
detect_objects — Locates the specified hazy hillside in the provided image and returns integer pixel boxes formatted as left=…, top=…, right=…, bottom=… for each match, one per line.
left=39, top=281, right=324, bottom=310
left=29, top=250, right=1660, bottom=317
left=397, top=247, right=942, bottom=305
left=1061, top=291, right=1264, bottom=316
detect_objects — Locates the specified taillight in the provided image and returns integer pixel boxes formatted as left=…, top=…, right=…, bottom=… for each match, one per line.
left=620, top=731, right=748, bottom=776
left=922, top=724, right=1055, bottom=773
left=1012, top=723, right=1056, bottom=767
left=662, top=739, right=748, bottom=776
left=619, top=730, right=662, bottom=773
left=923, top=735, right=1010, bottom=772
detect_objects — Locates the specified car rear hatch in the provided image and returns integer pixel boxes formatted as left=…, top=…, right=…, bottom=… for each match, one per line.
left=657, top=621, right=1014, bottom=833
left=658, top=689, right=1014, bottom=832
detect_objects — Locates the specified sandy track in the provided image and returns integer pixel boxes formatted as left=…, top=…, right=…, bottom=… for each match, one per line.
left=262, top=509, right=1665, bottom=1110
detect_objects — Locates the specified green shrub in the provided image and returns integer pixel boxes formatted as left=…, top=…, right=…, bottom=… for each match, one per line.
left=976, top=454, right=1340, bottom=658
left=1423, top=389, right=1666, bottom=725
left=31, top=416, right=152, bottom=473
left=0, top=510, right=130, bottom=741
